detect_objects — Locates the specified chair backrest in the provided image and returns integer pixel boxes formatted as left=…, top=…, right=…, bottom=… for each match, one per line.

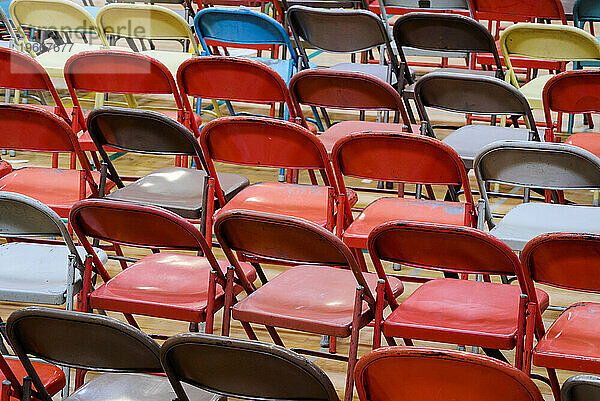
left=561, top=375, right=600, bottom=401
left=10, top=0, right=108, bottom=50
left=468, top=0, right=567, bottom=24
left=214, top=209, right=375, bottom=305
left=414, top=72, right=538, bottom=139
left=286, top=6, right=395, bottom=68
left=332, top=131, right=473, bottom=204
left=200, top=115, right=338, bottom=206
left=393, top=12, right=502, bottom=74
left=86, top=106, right=209, bottom=186
left=194, top=7, right=296, bottom=59
left=161, top=333, right=339, bottom=401
left=177, top=56, right=297, bottom=133
left=0, top=47, right=70, bottom=122
left=7, top=306, right=162, bottom=401
left=288, top=69, right=411, bottom=128
left=521, top=232, right=600, bottom=295
left=64, top=50, right=184, bottom=132
left=574, top=0, right=600, bottom=29
left=96, top=3, right=199, bottom=55
left=355, top=347, right=544, bottom=401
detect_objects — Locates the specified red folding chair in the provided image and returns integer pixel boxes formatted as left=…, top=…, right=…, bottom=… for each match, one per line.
left=544, top=70, right=600, bottom=153
left=355, top=347, right=544, bottom=401
left=332, top=132, right=475, bottom=262
left=368, top=221, right=549, bottom=371
left=177, top=56, right=298, bottom=136
left=0, top=104, right=102, bottom=218
left=200, top=116, right=350, bottom=241
left=521, top=233, right=600, bottom=399
left=69, top=199, right=257, bottom=339
left=0, top=352, right=65, bottom=401
left=288, top=69, right=415, bottom=156
left=214, top=209, right=404, bottom=401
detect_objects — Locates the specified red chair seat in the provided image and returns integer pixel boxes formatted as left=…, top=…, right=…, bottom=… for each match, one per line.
left=565, top=133, right=600, bottom=158
left=233, top=265, right=404, bottom=338
left=383, top=278, right=549, bottom=349
left=319, top=121, right=418, bottom=155
left=3, top=356, right=66, bottom=399
left=533, top=302, right=600, bottom=373
left=0, top=167, right=112, bottom=217
left=90, top=253, right=258, bottom=322
left=218, top=182, right=357, bottom=228
left=343, top=197, right=473, bottom=249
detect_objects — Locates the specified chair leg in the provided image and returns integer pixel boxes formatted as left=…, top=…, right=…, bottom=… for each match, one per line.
left=266, top=326, right=285, bottom=347
left=344, top=286, right=364, bottom=401
left=547, top=368, right=561, bottom=401
left=0, top=380, right=10, bottom=401
left=241, top=321, right=259, bottom=341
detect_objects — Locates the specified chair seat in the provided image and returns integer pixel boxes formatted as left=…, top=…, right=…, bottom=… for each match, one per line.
left=383, top=278, right=549, bottom=349
left=442, top=125, right=531, bottom=169
left=65, top=372, right=222, bottom=401
left=106, top=167, right=249, bottom=219
left=519, top=74, right=554, bottom=110
left=250, top=57, right=295, bottom=83
left=343, top=197, right=473, bottom=249
left=90, top=252, right=257, bottom=322
left=328, top=63, right=397, bottom=85
left=233, top=265, right=404, bottom=338
left=141, top=50, right=195, bottom=77
left=0, top=242, right=107, bottom=305
left=319, top=121, right=417, bottom=155
left=3, top=356, right=65, bottom=399
left=0, top=167, right=112, bottom=217
left=35, top=44, right=130, bottom=78
left=534, top=302, right=600, bottom=374
left=566, top=133, right=600, bottom=157
left=218, top=182, right=356, bottom=228
left=490, top=203, right=600, bottom=251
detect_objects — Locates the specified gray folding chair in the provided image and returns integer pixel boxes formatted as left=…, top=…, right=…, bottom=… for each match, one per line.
left=161, top=333, right=340, bottom=401
left=562, top=375, right=600, bottom=401
left=6, top=306, right=222, bottom=401
left=474, top=141, right=600, bottom=251
left=414, top=72, right=539, bottom=169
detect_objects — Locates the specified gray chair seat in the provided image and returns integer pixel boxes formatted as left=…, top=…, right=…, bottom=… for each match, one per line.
left=0, top=242, right=107, bottom=304
left=106, top=167, right=249, bottom=219
left=490, top=203, right=600, bottom=251
left=329, top=62, right=398, bottom=85
left=64, top=372, right=223, bottom=401
left=442, top=125, right=531, bottom=169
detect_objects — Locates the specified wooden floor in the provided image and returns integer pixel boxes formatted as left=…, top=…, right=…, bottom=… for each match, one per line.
left=2, top=31, right=600, bottom=400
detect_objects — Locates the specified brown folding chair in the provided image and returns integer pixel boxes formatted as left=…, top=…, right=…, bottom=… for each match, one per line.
left=161, top=333, right=340, bottom=401
left=214, top=209, right=404, bottom=401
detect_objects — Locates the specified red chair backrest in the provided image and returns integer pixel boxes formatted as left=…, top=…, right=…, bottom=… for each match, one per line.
left=64, top=50, right=184, bottom=131
left=543, top=70, right=600, bottom=128
left=0, top=48, right=70, bottom=123
left=355, top=347, right=544, bottom=401
left=177, top=56, right=296, bottom=133
left=468, top=0, right=566, bottom=24
left=521, top=232, right=600, bottom=295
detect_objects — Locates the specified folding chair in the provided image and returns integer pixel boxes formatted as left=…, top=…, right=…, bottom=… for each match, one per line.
left=289, top=69, right=414, bottom=155
left=333, top=132, right=476, bottom=253
left=214, top=209, right=404, bottom=401
left=9, top=0, right=111, bottom=81
left=161, top=333, right=340, bottom=401
left=367, top=221, right=549, bottom=369
left=521, top=233, right=600, bottom=397
left=500, top=23, right=600, bottom=122
left=0, top=105, right=102, bottom=218
left=0, top=352, right=64, bottom=401
left=573, top=0, right=600, bottom=69
left=200, top=116, right=348, bottom=241
left=355, top=347, right=544, bottom=401
left=286, top=6, right=399, bottom=85
left=475, top=140, right=600, bottom=252
left=194, top=8, right=298, bottom=83
left=177, top=56, right=298, bottom=134
left=543, top=70, right=600, bottom=151
left=6, top=306, right=222, bottom=400
left=96, top=3, right=200, bottom=76
left=562, top=375, right=600, bottom=401
left=415, top=72, right=539, bottom=170
left=86, top=107, right=248, bottom=227
left=70, top=199, right=257, bottom=336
